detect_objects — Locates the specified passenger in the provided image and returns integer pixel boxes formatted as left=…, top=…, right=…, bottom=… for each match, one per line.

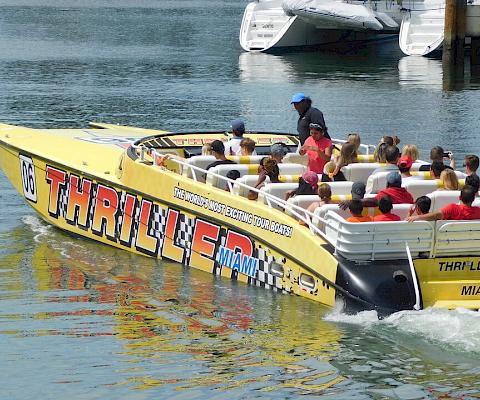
left=346, top=200, right=372, bottom=223
left=465, top=173, right=480, bottom=195
left=397, top=155, right=418, bottom=182
left=408, top=196, right=432, bottom=217
left=224, top=119, right=245, bottom=156
left=351, top=181, right=366, bottom=200
left=373, top=196, right=401, bottom=221
left=407, top=185, right=480, bottom=221
left=201, top=143, right=213, bottom=156
left=381, top=135, right=401, bottom=147
left=374, top=142, right=388, bottom=163
left=303, top=183, right=332, bottom=220
left=224, top=170, right=241, bottom=192
left=248, top=158, right=280, bottom=200
left=291, top=92, right=329, bottom=145
left=322, top=161, right=346, bottom=182
left=206, top=140, right=237, bottom=170
left=346, top=133, right=361, bottom=152
left=439, top=169, right=459, bottom=190
left=402, top=144, right=420, bottom=162
left=375, top=172, right=414, bottom=204
left=464, top=155, right=479, bottom=180
left=270, top=142, right=288, bottom=163
left=239, top=138, right=256, bottom=156
left=285, top=170, right=318, bottom=200
left=299, top=123, right=333, bottom=174
left=332, top=142, right=357, bottom=176
left=371, top=145, right=400, bottom=175
left=430, top=160, right=445, bottom=179
left=419, top=146, right=455, bottom=171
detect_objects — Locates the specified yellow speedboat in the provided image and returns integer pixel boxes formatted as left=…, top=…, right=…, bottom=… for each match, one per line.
left=1, top=122, right=479, bottom=314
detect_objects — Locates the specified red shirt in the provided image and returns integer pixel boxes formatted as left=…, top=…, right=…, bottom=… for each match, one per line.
left=374, top=213, right=401, bottom=222
left=441, top=203, right=480, bottom=220
left=376, top=187, right=414, bottom=204
left=304, top=136, right=332, bottom=174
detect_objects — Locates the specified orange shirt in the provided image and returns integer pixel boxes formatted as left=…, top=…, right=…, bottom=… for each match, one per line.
left=347, top=215, right=373, bottom=223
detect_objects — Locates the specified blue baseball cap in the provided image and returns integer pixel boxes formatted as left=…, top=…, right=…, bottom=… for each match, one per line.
left=230, top=118, right=245, bottom=133
left=291, top=92, right=306, bottom=104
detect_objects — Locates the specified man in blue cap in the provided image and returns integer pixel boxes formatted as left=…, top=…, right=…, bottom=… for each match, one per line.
left=224, top=118, right=245, bottom=156
left=291, top=93, right=328, bottom=145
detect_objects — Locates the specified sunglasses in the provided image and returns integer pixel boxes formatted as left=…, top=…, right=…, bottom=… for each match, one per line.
left=309, top=123, right=323, bottom=130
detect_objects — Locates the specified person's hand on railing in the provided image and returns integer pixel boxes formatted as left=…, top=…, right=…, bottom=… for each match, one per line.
left=338, top=200, right=351, bottom=210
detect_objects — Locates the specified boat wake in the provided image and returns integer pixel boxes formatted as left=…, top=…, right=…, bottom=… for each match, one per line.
left=324, top=305, right=480, bottom=353
left=22, top=215, right=53, bottom=243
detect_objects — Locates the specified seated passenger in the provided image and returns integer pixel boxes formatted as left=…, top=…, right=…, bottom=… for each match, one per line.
left=206, top=140, right=237, bottom=170
left=408, top=196, right=432, bottom=217
left=439, top=168, right=459, bottom=190
left=466, top=173, right=480, bottom=195
left=285, top=171, right=318, bottom=200
left=347, top=133, right=361, bottom=153
left=270, top=142, right=288, bottom=163
left=201, top=143, right=213, bottom=156
left=376, top=172, right=414, bottom=204
left=374, top=142, right=388, bottom=163
left=346, top=200, right=372, bottom=223
left=224, top=170, right=241, bottom=192
left=419, top=146, right=455, bottom=171
left=351, top=181, right=366, bottom=200
left=374, top=196, right=401, bottom=221
left=322, top=161, right=346, bottom=182
left=464, top=154, right=479, bottom=179
left=333, top=142, right=357, bottom=175
left=239, top=138, right=257, bottom=156
left=407, top=185, right=480, bottom=221
left=397, top=155, right=418, bottom=182
left=382, top=135, right=401, bottom=147
left=402, top=144, right=420, bottom=162
left=305, top=183, right=332, bottom=214
left=224, top=119, right=245, bottom=156
left=430, top=160, right=445, bottom=179
left=371, top=145, right=400, bottom=175
left=248, top=158, right=280, bottom=200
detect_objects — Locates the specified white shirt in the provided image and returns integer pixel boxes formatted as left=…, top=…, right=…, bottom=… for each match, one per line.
left=224, top=137, right=243, bottom=156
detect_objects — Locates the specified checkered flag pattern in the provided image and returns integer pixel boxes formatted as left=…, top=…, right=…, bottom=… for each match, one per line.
left=250, top=247, right=286, bottom=292
left=213, top=230, right=228, bottom=276
left=87, top=185, right=98, bottom=226
left=175, top=213, right=196, bottom=258
left=57, top=182, right=69, bottom=218
left=150, top=204, right=168, bottom=244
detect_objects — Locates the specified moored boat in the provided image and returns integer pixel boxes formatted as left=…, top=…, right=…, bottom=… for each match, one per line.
left=1, top=122, right=480, bottom=315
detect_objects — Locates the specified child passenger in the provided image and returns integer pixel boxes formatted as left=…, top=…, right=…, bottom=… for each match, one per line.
left=346, top=200, right=372, bottom=223
left=373, top=196, right=401, bottom=221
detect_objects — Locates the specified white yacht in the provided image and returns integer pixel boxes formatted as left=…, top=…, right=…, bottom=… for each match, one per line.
left=240, top=0, right=403, bottom=52
left=399, top=0, right=480, bottom=56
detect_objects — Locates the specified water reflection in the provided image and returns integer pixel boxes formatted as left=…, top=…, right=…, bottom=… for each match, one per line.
left=398, top=56, right=443, bottom=89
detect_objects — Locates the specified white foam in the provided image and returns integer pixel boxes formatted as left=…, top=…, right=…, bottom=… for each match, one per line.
left=22, top=215, right=53, bottom=242
left=324, top=306, right=480, bottom=353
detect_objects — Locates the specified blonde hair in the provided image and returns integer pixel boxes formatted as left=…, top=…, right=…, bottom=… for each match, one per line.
left=202, top=144, right=212, bottom=156
left=318, top=183, right=332, bottom=202
left=347, top=133, right=361, bottom=151
left=402, top=144, right=419, bottom=162
left=337, top=143, right=357, bottom=168
left=440, top=169, right=459, bottom=190
left=323, top=161, right=336, bottom=175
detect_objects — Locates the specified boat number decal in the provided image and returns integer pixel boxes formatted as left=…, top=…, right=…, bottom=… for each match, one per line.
left=19, top=155, right=37, bottom=202
left=42, top=165, right=277, bottom=280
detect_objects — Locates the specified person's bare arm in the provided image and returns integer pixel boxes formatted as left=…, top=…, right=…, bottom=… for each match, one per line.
left=406, top=211, right=442, bottom=222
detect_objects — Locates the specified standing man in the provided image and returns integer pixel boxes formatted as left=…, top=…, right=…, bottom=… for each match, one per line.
left=224, top=119, right=245, bottom=156
left=291, top=92, right=328, bottom=145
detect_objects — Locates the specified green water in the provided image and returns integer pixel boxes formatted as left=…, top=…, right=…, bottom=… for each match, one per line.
left=1, top=1, right=480, bottom=398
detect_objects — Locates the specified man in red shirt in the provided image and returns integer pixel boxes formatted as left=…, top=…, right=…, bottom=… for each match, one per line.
left=299, top=123, right=332, bottom=174
left=375, top=172, right=414, bottom=204
left=374, top=196, right=401, bottom=221
left=407, top=185, right=480, bottom=222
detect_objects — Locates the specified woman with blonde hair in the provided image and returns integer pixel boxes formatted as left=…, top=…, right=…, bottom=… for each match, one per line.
left=439, top=169, right=459, bottom=190
left=347, top=133, right=361, bottom=152
left=402, top=144, right=420, bottom=162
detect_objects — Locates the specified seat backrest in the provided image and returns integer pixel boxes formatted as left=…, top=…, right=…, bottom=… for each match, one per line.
left=366, top=171, right=390, bottom=194
left=324, top=181, right=354, bottom=195
left=182, top=155, right=216, bottom=180
left=258, top=183, right=297, bottom=209
left=232, top=174, right=301, bottom=197
left=435, top=220, right=480, bottom=256
left=427, top=190, right=461, bottom=212
left=283, top=152, right=307, bottom=166
left=227, top=155, right=265, bottom=164
left=410, top=170, right=466, bottom=180
left=341, top=163, right=383, bottom=183
left=405, top=180, right=465, bottom=200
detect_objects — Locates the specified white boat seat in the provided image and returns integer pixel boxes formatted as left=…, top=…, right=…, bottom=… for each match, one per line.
left=405, top=180, right=465, bottom=200
left=283, top=152, right=307, bottom=165
left=232, top=174, right=301, bottom=197
left=435, top=220, right=480, bottom=256
left=341, top=163, right=383, bottom=183
left=323, top=211, right=434, bottom=261
left=427, top=190, right=461, bottom=212
left=206, top=163, right=306, bottom=188
left=182, top=155, right=266, bottom=180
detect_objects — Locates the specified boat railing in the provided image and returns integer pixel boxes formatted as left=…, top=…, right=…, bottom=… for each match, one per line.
left=134, top=145, right=335, bottom=243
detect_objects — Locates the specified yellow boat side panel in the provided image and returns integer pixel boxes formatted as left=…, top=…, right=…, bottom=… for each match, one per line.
left=415, top=257, right=480, bottom=309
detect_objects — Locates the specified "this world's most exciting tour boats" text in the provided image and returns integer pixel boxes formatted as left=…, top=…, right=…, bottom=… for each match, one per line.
left=1, top=123, right=480, bottom=315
